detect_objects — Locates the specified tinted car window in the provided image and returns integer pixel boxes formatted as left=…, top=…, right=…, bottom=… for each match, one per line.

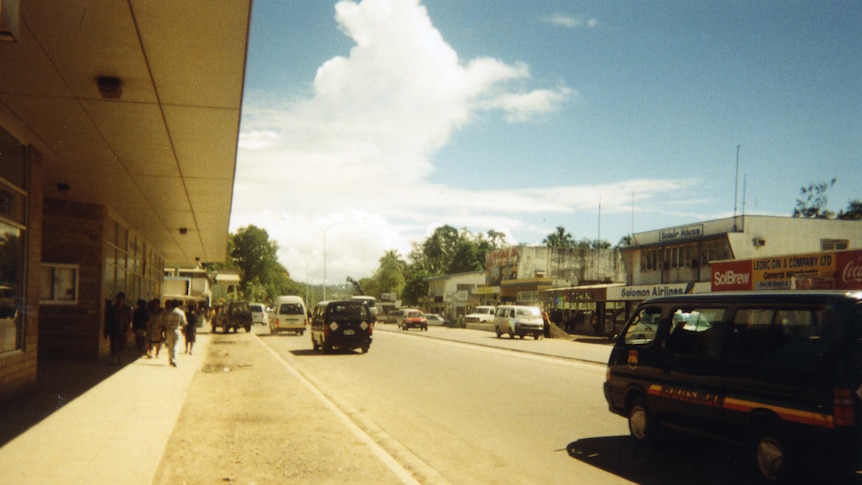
left=279, top=303, right=304, bottom=315
left=623, top=306, right=662, bottom=345
left=665, top=307, right=726, bottom=356
left=730, top=306, right=830, bottom=367
left=328, top=302, right=369, bottom=319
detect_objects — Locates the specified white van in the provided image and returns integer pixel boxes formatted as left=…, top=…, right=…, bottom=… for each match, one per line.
left=269, top=295, right=307, bottom=335
left=493, top=305, right=544, bottom=340
left=249, top=303, right=268, bottom=325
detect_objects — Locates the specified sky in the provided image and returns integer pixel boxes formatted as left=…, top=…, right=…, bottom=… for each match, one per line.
left=230, top=0, right=861, bottom=286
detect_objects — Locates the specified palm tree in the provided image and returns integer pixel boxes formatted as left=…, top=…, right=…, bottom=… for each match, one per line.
left=543, top=226, right=574, bottom=248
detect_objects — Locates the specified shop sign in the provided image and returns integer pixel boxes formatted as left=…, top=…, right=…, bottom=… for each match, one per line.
left=476, top=286, right=499, bottom=295
left=835, top=250, right=862, bottom=290
left=711, top=260, right=753, bottom=291
left=752, top=252, right=835, bottom=290
left=659, top=224, right=704, bottom=242
left=608, top=283, right=692, bottom=300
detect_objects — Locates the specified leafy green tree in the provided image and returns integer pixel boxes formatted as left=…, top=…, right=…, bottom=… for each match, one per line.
left=447, top=239, right=482, bottom=274
left=793, top=179, right=836, bottom=219
left=837, top=200, right=862, bottom=220
left=401, top=269, right=430, bottom=306
left=374, top=250, right=406, bottom=295
left=543, top=226, right=575, bottom=248
left=227, top=225, right=299, bottom=302
left=616, top=234, right=634, bottom=248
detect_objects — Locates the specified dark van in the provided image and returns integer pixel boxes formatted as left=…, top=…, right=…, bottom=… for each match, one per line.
left=310, top=299, right=374, bottom=354
left=604, top=291, right=862, bottom=481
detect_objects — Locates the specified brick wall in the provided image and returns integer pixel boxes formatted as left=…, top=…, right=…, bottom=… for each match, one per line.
left=39, top=199, right=107, bottom=360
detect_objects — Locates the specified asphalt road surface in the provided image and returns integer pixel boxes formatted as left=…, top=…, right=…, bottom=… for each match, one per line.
left=262, top=326, right=631, bottom=484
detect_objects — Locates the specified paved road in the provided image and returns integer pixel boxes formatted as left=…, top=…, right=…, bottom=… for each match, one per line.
left=260, top=325, right=798, bottom=484
left=262, top=326, right=631, bottom=484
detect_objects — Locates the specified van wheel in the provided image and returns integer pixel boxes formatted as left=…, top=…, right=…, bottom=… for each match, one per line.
left=361, top=345, right=369, bottom=354
left=628, top=397, right=655, bottom=444
left=508, top=329, right=514, bottom=339
left=495, top=328, right=501, bottom=338
left=750, top=424, right=792, bottom=482
left=322, top=342, right=332, bottom=354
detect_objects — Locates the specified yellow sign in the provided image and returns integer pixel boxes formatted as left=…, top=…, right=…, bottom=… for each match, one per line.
left=752, top=252, right=836, bottom=290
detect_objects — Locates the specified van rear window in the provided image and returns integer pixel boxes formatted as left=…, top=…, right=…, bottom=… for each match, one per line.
left=279, top=304, right=304, bottom=315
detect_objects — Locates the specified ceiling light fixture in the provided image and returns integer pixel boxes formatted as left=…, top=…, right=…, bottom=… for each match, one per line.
left=97, top=76, right=122, bottom=99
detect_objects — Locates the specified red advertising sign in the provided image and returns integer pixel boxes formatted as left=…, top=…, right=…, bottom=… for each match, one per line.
left=711, top=260, right=753, bottom=292
left=835, top=250, right=862, bottom=290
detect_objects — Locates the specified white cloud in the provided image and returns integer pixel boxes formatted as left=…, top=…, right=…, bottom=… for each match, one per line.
left=231, top=0, right=692, bottom=285
left=543, top=13, right=599, bottom=29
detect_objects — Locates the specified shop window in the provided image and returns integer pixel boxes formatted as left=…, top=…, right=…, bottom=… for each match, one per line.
left=40, top=263, right=79, bottom=304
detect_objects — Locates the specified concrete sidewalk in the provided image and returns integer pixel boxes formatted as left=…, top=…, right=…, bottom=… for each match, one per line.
left=0, top=335, right=209, bottom=484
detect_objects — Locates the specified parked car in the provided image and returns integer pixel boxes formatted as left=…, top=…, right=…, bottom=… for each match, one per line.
left=310, top=299, right=374, bottom=354
left=211, top=301, right=253, bottom=333
left=605, top=291, right=862, bottom=482
left=399, top=309, right=427, bottom=331
left=493, top=305, right=544, bottom=339
left=385, top=309, right=406, bottom=324
left=425, top=313, right=448, bottom=326
left=462, top=305, right=496, bottom=327
left=249, top=303, right=268, bottom=325
left=269, top=295, right=307, bottom=335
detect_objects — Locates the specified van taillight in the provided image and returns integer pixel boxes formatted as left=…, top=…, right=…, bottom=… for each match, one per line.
left=834, top=388, right=856, bottom=427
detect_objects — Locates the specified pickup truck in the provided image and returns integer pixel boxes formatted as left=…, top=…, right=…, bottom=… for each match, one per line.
left=211, top=301, right=253, bottom=333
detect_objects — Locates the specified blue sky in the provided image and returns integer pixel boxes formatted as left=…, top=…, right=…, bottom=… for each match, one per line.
left=230, top=0, right=861, bottom=285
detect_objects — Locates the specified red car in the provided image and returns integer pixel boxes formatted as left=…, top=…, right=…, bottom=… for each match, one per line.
left=399, top=310, right=428, bottom=331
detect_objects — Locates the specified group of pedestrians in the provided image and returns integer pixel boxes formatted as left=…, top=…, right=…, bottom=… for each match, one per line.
left=104, top=292, right=199, bottom=368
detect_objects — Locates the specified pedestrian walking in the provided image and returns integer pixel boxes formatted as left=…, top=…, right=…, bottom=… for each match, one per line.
left=146, top=299, right=164, bottom=358
left=184, top=304, right=197, bottom=355
left=104, top=292, right=132, bottom=366
left=542, top=309, right=551, bottom=338
left=132, top=299, right=149, bottom=352
left=162, top=299, right=187, bottom=367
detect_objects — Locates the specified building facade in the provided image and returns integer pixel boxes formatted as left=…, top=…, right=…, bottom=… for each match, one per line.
left=424, top=271, right=487, bottom=321
left=0, top=3, right=251, bottom=399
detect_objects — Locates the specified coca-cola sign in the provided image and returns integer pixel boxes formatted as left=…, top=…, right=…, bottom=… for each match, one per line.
left=835, top=250, right=862, bottom=290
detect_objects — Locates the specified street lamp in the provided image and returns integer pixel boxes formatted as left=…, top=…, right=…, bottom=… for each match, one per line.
left=321, top=219, right=349, bottom=301
left=319, top=216, right=369, bottom=300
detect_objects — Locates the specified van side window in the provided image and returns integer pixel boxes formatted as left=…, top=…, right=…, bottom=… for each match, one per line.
left=730, top=307, right=827, bottom=365
left=623, top=307, right=662, bottom=345
left=665, top=307, right=727, bottom=357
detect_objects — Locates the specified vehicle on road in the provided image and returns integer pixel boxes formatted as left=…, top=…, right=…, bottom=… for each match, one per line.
left=385, top=309, right=406, bottom=324
left=269, top=295, right=307, bottom=335
left=399, top=309, right=427, bottom=331
left=350, top=295, right=378, bottom=317
left=425, top=313, right=448, bottom=326
left=211, top=301, right=253, bottom=333
left=249, top=303, right=268, bottom=325
left=604, top=291, right=862, bottom=482
left=462, top=305, right=496, bottom=327
left=493, top=305, right=544, bottom=339
left=310, top=299, right=374, bottom=354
